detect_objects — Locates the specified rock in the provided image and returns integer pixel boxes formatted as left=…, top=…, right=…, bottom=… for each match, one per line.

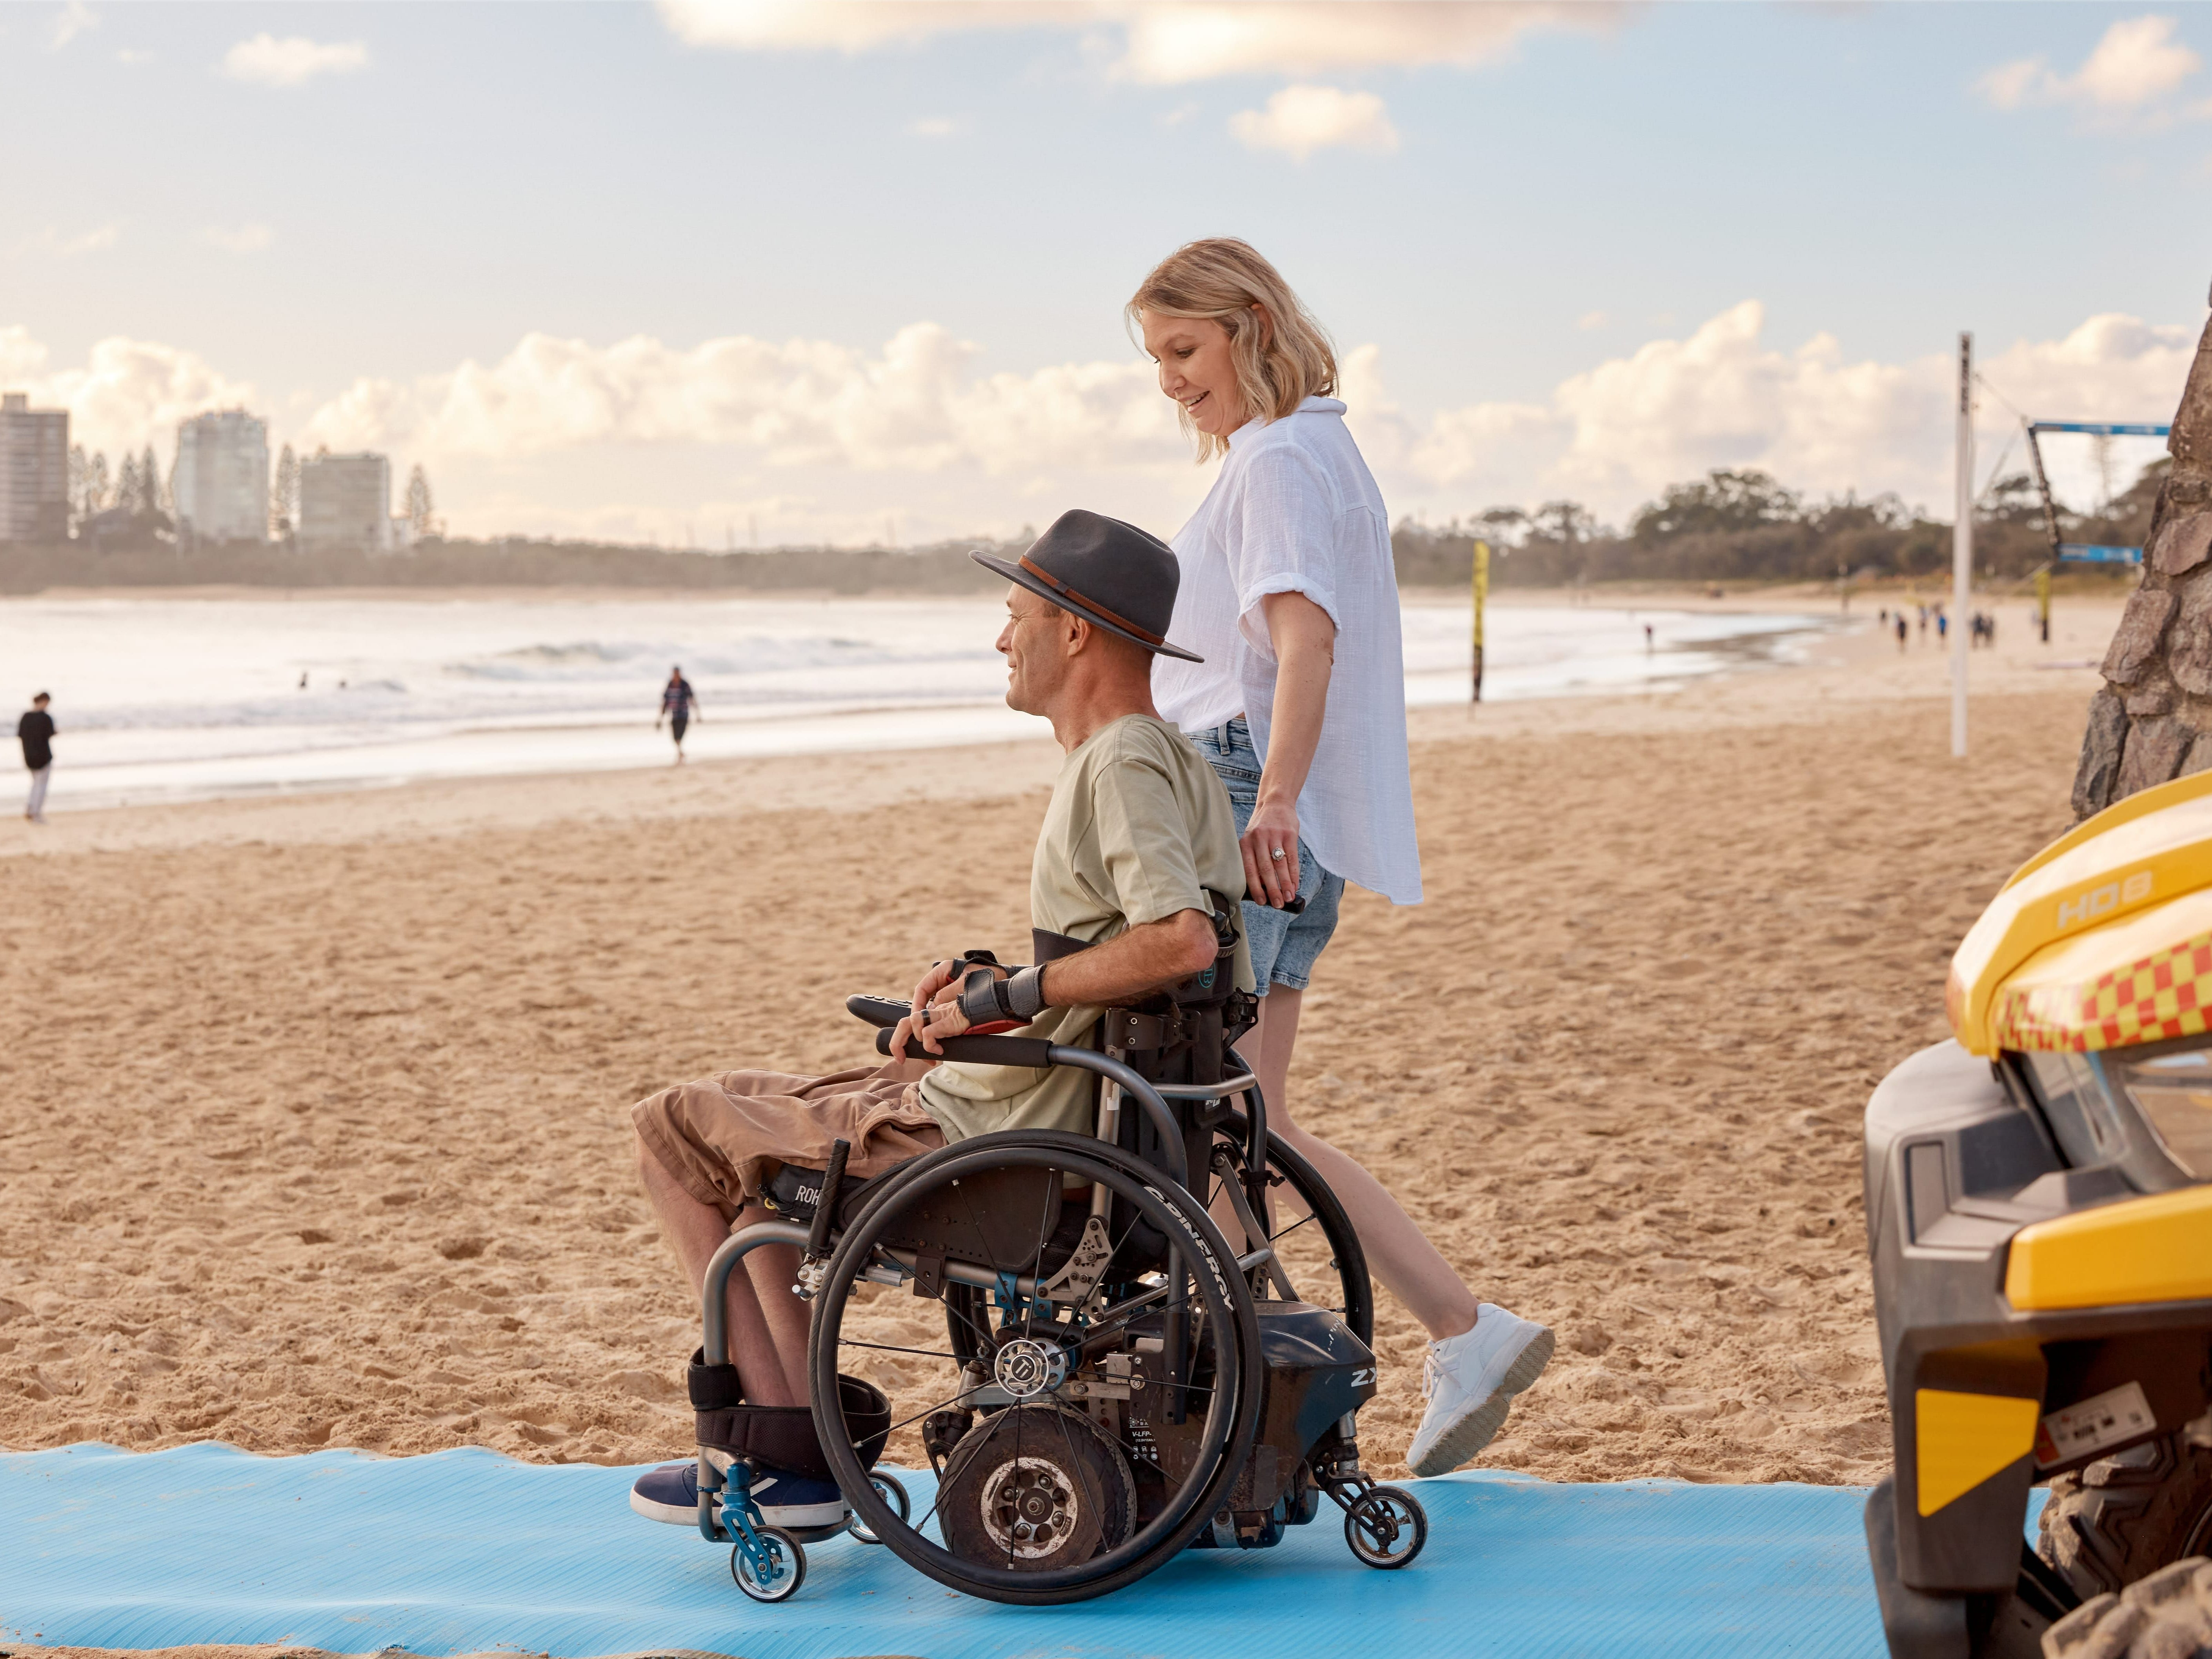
left=2185, top=733, right=2212, bottom=777
left=2074, top=689, right=2129, bottom=818
left=2154, top=512, right=2212, bottom=578
left=2102, top=587, right=2178, bottom=685
left=2172, top=318, right=2212, bottom=469
left=2127, top=677, right=2178, bottom=717
left=2119, top=715, right=2194, bottom=799
left=2168, top=570, right=2212, bottom=697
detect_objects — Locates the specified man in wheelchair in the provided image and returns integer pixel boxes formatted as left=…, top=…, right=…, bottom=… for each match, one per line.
left=629, top=511, right=1253, bottom=1538
left=624, top=513, right=1475, bottom=1603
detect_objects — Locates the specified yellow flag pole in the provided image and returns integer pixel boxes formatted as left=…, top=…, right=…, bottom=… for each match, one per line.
left=1472, top=539, right=1490, bottom=704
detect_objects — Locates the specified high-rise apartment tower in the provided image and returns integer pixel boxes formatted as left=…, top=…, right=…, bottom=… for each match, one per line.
left=0, top=392, right=69, bottom=543
left=298, top=452, right=393, bottom=553
left=174, top=410, right=269, bottom=545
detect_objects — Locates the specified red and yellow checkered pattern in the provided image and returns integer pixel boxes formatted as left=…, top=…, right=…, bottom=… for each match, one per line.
left=1994, top=929, right=2212, bottom=1053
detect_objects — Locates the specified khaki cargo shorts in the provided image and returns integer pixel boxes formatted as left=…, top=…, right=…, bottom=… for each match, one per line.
left=631, top=1057, right=946, bottom=1224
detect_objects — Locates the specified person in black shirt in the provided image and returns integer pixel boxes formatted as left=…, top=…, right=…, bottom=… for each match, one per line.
left=19, top=692, right=54, bottom=824
left=655, top=667, right=700, bottom=764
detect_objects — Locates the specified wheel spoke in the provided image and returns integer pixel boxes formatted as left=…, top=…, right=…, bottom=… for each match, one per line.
left=836, top=1337, right=966, bottom=1362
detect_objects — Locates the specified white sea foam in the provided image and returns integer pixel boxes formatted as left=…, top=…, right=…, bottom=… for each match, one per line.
left=0, top=593, right=1835, bottom=811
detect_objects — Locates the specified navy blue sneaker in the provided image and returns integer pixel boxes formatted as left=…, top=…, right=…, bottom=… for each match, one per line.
left=629, top=1458, right=848, bottom=1529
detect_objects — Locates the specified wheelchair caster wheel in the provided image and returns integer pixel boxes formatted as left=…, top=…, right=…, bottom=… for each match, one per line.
left=1344, top=1485, right=1427, bottom=1569
left=848, top=1470, right=910, bottom=1545
left=731, top=1526, right=807, bottom=1602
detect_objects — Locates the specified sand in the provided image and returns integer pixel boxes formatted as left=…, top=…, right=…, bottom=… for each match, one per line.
left=0, top=593, right=2120, bottom=1490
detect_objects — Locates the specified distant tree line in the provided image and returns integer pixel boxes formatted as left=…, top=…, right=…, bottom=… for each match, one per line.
left=1390, top=460, right=2165, bottom=589
left=5, top=456, right=2167, bottom=595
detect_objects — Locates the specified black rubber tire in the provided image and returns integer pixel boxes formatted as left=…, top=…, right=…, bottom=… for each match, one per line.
left=730, top=1526, right=806, bottom=1602
left=808, top=1130, right=1266, bottom=1606
left=1344, top=1484, right=1428, bottom=1569
left=1220, top=1110, right=1373, bottom=1346
left=2039, top=1435, right=2212, bottom=1601
left=847, top=1469, right=910, bottom=1545
left=2043, top=1556, right=2212, bottom=1657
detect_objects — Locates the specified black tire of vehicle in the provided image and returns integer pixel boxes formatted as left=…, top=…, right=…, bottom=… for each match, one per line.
left=2039, top=1435, right=2212, bottom=1601
left=2042, top=1555, right=2212, bottom=1656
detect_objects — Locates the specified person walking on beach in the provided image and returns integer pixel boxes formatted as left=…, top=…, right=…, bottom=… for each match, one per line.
left=1130, top=238, right=1553, bottom=1477
left=1895, top=612, right=1909, bottom=651
left=18, top=692, right=54, bottom=823
left=655, top=667, right=700, bottom=763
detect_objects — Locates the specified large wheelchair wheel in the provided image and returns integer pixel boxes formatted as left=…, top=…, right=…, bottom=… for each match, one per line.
left=1217, top=1109, right=1372, bottom=1346
left=808, top=1130, right=1266, bottom=1605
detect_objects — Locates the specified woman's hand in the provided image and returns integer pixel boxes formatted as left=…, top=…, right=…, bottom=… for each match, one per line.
left=1241, top=797, right=1301, bottom=908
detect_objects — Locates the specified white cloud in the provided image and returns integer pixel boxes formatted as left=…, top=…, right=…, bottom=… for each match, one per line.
left=0, top=326, right=258, bottom=463
left=202, top=224, right=275, bottom=255
left=1230, top=85, right=1398, bottom=160
left=5, top=303, right=2196, bottom=541
left=116, top=47, right=152, bottom=64
left=1115, top=2, right=1615, bottom=83
left=222, top=33, right=369, bottom=88
left=293, top=323, right=1183, bottom=477
left=656, top=1, right=1619, bottom=81
left=1576, top=310, right=1608, bottom=331
left=1977, top=14, right=2200, bottom=115
left=1353, top=301, right=2201, bottom=522
left=50, top=0, right=95, bottom=49
left=22, top=224, right=119, bottom=257
left=910, top=115, right=960, bottom=137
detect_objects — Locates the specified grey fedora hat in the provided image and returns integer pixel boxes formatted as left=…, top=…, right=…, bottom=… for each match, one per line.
left=971, top=509, right=1203, bottom=663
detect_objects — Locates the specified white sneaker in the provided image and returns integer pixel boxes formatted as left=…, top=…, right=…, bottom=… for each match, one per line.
left=1405, top=1303, right=1555, bottom=1477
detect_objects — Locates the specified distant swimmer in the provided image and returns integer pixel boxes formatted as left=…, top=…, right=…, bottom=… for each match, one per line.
left=18, top=691, right=53, bottom=824
left=1643, top=622, right=1655, bottom=653
left=1895, top=612, right=1909, bottom=651
left=657, top=667, right=700, bottom=763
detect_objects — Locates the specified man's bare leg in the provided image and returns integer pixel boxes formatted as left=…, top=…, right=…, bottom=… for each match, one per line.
left=1237, top=987, right=1479, bottom=1342
left=635, top=1129, right=810, bottom=1404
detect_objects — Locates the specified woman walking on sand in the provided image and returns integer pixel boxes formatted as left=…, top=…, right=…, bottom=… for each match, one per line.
left=1128, top=238, right=1553, bottom=1477
left=656, top=666, right=700, bottom=763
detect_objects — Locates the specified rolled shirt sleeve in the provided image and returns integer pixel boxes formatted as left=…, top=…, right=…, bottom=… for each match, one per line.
left=1230, top=446, right=1343, bottom=661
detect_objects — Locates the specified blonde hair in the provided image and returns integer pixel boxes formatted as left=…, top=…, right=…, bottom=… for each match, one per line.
left=1126, top=238, right=1337, bottom=463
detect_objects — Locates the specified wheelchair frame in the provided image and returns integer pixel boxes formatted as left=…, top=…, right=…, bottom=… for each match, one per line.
left=687, top=1023, right=1425, bottom=1603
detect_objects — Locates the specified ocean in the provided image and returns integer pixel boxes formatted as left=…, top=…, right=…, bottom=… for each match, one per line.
left=0, top=593, right=1837, bottom=811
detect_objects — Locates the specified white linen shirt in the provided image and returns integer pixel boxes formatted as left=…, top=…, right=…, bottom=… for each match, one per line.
left=1152, top=396, right=1423, bottom=906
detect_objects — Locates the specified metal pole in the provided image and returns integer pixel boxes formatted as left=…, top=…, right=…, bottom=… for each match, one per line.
left=1471, top=539, right=1490, bottom=703
left=1952, top=333, right=1972, bottom=759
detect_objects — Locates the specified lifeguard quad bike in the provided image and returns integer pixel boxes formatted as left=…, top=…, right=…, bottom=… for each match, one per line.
left=680, top=911, right=1428, bottom=1604
left=1865, top=769, right=2212, bottom=1656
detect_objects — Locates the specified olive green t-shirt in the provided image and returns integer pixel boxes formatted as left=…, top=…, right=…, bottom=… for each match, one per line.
left=919, top=713, right=1254, bottom=1142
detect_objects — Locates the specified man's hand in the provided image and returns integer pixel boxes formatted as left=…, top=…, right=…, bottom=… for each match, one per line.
left=890, top=957, right=997, bottom=1058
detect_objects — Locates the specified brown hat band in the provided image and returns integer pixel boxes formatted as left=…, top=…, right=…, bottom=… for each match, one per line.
left=1017, top=555, right=1167, bottom=647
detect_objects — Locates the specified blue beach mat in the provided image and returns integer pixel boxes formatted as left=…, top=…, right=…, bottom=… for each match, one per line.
left=0, top=1443, right=1892, bottom=1658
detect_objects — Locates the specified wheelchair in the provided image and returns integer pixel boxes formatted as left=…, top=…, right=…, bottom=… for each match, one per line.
left=681, top=907, right=1428, bottom=1605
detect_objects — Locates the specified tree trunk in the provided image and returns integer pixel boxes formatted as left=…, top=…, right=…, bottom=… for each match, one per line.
left=2072, top=315, right=2212, bottom=817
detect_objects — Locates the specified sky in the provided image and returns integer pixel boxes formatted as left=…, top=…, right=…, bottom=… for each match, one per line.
left=2, top=0, right=2209, bottom=548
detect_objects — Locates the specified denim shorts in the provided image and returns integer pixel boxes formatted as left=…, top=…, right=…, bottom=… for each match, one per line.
left=1188, top=716, right=1345, bottom=993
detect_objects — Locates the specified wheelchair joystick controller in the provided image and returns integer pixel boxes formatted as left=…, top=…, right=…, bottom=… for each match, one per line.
left=793, top=1137, right=849, bottom=1301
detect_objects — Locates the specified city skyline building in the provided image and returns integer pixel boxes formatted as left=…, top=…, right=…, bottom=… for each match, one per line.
left=173, top=409, right=269, bottom=547
left=0, top=392, right=70, bottom=545
left=298, top=451, right=394, bottom=554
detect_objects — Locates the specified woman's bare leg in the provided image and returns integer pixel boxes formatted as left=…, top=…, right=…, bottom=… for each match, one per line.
left=636, top=1129, right=810, bottom=1404
left=1238, top=987, right=1479, bottom=1341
